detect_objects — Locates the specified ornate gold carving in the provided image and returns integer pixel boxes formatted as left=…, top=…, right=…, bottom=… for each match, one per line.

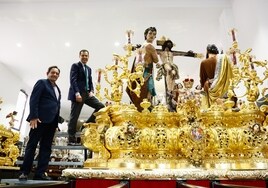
left=79, top=29, right=268, bottom=172
left=0, top=100, right=20, bottom=167
left=95, top=30, right=144, bottom=104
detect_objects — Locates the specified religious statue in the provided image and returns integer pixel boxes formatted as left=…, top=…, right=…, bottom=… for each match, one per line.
left=199, top=44, right=233, bottom=108
left=155, top=36, right=203, bottom=111
left=127, top=27, right=160, bottom=112
left=6, top=111, right=18, bottom=128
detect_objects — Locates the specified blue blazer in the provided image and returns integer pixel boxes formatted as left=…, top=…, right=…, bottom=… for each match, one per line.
left=68, top=62, right=94, bottom=101
left=27, top=79, right=61, bottom=124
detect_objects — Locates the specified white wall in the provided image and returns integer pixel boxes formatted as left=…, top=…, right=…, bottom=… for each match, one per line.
left=219, top=8, right=235, bottom=51
left=219, top=0, right=268, bottom=60
left=232, top=0, right=268, bottom=60
left=0, top=62, right=31, bottom=141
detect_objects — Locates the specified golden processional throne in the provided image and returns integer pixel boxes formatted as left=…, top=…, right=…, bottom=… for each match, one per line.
left=63, top=29, right=268, bottom=180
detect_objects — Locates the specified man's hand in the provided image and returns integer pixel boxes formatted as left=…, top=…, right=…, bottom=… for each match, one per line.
left=89, top=91, right=94, bottom=98
left=29, top=118, right=41, bottom=129
left=75, top=95, right=82, bottom=102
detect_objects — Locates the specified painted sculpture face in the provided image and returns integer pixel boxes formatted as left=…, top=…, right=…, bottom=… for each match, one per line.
left=144, top=27, right=157, bottom=40
left=146, top=30, right=157, bottom=43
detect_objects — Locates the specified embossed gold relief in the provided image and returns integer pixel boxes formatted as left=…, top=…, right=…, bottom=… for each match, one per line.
left=0, top=100, right=20, bottom=167
left=80, top=29, right=268, bottom=171
left=81, top=108, right=111, bottom=168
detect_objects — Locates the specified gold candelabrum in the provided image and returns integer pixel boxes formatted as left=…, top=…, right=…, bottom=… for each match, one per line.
left=0, top=99, right=20, bottom=167
left=95, top=69, right=104, bottom=101
left=94, top=30, right=144, bottom=104
left=82, top=29, right=268, bottom=170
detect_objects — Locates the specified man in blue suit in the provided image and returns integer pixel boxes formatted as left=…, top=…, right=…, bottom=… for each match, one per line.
left=19, top=66, right=61, bottom=181
left=67, top=49, right=104, bottom=145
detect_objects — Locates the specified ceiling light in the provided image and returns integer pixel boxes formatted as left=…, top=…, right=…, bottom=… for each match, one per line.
left=16, top=43, right=22, bottom=47
left=65, top=42, right=71, bottom=47
left=114, top=42, right=120, bottom=47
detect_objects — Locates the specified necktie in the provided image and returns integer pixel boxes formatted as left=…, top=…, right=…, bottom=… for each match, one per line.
left=84, top=65, right=89, bottom=91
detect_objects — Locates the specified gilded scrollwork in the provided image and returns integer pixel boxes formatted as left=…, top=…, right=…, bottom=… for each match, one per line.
left=79, top=29, right=268, bottom=171
left=0, top=100, right=20, bottom=167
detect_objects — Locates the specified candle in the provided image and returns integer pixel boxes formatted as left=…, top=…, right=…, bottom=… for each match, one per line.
left=230, top=29, right=237, bottom=65
left=231, top=29, right=236, bottom=41
left=97, top=69, right=102, bottom=83
left=126, top=30, right=134, bottom=44
left=127, top=32, right=131, bottom=44
left=249, top=56, right=254, bottom=69
left=115, top=58, right=118, bottom=71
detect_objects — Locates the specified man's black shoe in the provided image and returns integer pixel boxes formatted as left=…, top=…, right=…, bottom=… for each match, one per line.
left=68, top=136, right=76, bottom=142
left=33, top=174, right=52, bottom=180
left=68, top=139, right=80, bottom=146
left=18, top=173, right=28, bottom=181
left=68, top=141, right=81, bottom=146
left=68, top=136, right=80, bottom=145
left=80, top=125, right=85, bottom=131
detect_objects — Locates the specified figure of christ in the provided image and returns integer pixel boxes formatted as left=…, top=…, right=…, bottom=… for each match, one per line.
left=155, top=38, right=203, bottom=111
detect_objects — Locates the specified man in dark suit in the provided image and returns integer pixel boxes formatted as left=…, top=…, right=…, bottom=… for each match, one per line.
left=67, top=49, right=104, bottom=145
left=19, top=66, right=61, bottom=181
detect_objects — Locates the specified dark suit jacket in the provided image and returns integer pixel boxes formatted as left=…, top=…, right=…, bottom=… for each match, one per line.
left=68, top=61, right=93, bottom=101
left=27, top=79, right=61, bottom=124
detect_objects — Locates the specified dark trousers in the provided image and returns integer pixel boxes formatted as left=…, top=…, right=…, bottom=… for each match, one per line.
left=68, top=92, right=104, bottom=137
left=20, top=118, right=57, bottom=176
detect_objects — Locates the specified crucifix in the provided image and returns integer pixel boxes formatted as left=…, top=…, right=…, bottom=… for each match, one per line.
left=126, top=34, right=203, bottom=112
left=155, top=37, right=203, bottom=111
